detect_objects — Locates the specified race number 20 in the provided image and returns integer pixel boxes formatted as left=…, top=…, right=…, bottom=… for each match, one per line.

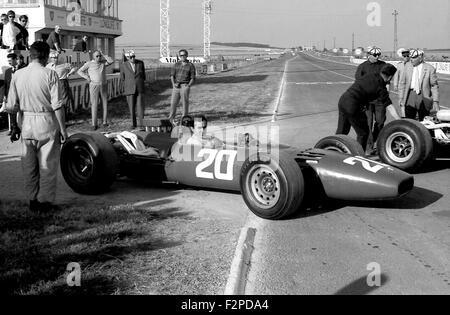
left=196, top=149, right=238, bottom=181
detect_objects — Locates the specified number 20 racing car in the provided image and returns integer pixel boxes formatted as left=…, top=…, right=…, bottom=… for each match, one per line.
left=60, top=121, right=414, bottom=220
left=376, top=110, right=450, bottom=172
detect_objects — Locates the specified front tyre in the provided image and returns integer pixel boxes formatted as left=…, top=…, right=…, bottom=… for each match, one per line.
left=61, top=133, right=119, bottom=194
left=377, top=119, right=433, bottom=172
left=314, top=135, right=365, bottom=156
left=240, top=151, right=304, bottom=220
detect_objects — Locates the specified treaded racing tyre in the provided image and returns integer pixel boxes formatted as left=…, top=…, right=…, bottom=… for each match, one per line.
left=240, top=151, right=304, bottom=220
left=314, top=135, right=365, bottom=156
left=377, top=119, right=433, bottom=172
left=61, top=133, right=119, bottom=194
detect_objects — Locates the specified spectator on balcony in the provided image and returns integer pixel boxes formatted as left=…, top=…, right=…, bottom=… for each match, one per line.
left=2, top=11, right=21, bottom=50
left=0, top=14, right=8, bottom=48
left=47, top=25, right=65, bottom=54
left=16, top=14, right=29, bottom=50
left=73, top=35, right=89, bottom=53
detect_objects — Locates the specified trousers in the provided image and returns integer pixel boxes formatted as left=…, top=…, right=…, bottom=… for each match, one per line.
left=126, top=91, right=144, bottom=127
left=89, top=83, right=108, bottom=126
left=22, top=137, right=61, bottom=203
left=365, top=102, right=386, bottom=151
left=169, top=84, right=191, bottom=120
left=405, top=90, right=430, bottom=121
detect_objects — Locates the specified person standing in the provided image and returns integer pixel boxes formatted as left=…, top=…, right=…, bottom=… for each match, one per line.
left=399, top=49, right=439, bottom=121
left=3, top=53, right=26, bottom=136
left=120, top=50, right=146, bottom=129
left=168, top=49, right=196, bottom=124
left=73, top=35, right=88, bottom=53
left=46, top=25, right=65, bottom=54
left=2, top=11, right=20, bottom=49
left=392, top=48, right=411, bottom=93
left=77, top=50, right=113, bottom=130
left=0, top=41, right=67, bottom=213
left=337, top=64, right=401, bottom=151
left=46, top=51, right=77, bottom=116
left=16, top=14, right=29, bottom=50
left=355, top=47, right=387, bottom=154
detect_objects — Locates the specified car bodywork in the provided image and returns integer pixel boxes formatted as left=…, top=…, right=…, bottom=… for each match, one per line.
left=61, top=130, right=414, bottom=220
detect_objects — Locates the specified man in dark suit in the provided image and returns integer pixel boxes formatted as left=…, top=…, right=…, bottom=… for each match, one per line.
left=120, top=50, right=146, bottom=129
left=3, top=53, right=25, bottom=135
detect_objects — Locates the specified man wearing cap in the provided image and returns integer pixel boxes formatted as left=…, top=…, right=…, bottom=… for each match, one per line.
left=392, top=49, right=411, bottom=92
left=337, top=63, right=401, bottom=151
left=119, top=50, right=146, bottom=130
left=355, top=47, right=388, bottom=154
left=399, top=49, right=439, bottom=120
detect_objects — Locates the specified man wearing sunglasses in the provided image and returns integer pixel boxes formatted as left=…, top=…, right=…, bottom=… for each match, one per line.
left=1, top=10, right=20, bottom=49
left=398, top=49, right=439, bottom=120
left=168, top=49, right=196, bottom=124
left=77, top=50, right=114, bottom=130
left=392, top=48, right=411, bottom=93
left=120, top=50, right=146, bottom=130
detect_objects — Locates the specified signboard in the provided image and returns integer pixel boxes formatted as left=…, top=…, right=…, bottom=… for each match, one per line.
left=46, top=2, right=122, bottom=36
left=159, top=57, right=206, bottom=64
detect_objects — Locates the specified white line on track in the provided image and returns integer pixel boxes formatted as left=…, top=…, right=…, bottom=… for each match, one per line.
left=286, top=81, right=354, bottom=85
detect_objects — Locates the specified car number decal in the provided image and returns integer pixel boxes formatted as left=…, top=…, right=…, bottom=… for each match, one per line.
left=343, top=156, right=386, bottom=174
left=196, top=149, right=238, bottom=181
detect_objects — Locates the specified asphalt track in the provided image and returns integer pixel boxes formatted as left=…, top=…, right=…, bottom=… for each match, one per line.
left=242, top=53, right=450, bottom=295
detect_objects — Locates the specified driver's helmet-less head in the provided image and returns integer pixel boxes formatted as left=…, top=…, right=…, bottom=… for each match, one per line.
left=181, top=115, right=194, bottom=128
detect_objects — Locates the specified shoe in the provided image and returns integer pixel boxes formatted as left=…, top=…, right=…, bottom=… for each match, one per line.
left=7, top=130, right=12, bottom=136
left=102, top=122, right=109, bottom=127
left=92, top=125, right=98, bottom=131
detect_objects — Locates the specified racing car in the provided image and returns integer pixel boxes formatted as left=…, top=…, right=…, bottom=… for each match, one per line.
left=375, top=110, right=450, bottom=172
left=60, top=121, right=414, bottom=220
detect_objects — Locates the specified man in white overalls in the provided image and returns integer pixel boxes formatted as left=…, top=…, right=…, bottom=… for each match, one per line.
left=1, top=41, right=68, bottom=212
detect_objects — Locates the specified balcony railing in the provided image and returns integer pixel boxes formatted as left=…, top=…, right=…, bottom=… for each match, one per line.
left=44, top=0, right=119, bottom=19
left=0, top=0, right=119, bottom=19
left=0, top=0, right=39, bottom=6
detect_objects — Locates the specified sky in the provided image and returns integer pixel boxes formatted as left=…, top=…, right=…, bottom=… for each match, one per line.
left=117, top=0, right=450, bottom=51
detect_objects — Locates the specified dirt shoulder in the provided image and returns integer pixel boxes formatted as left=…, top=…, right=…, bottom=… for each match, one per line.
left=0, top=56, right=288, bottom=295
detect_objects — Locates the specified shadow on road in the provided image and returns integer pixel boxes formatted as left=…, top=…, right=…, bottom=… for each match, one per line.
left=334, top=274, right=389, bottom=295
left=290, top=186, right=443, bottom=220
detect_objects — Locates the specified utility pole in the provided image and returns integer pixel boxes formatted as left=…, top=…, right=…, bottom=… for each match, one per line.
left=393, top=10, right=399, bottom=57
left=160, top=0, right=170, bottom=58
left=352, top=33, right=355, bottom=52
left=333, top=37, right=336, bottom=48
left=203, top=0, right=212, bottom=59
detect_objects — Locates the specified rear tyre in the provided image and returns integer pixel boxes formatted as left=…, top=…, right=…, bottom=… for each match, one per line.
left=314, top=135, right=365, bottom=156
left=240, top=151, right=304, bottom=220
left=377, top=119, right=434, bottom=172
left=61, top=133, right=119, bottom=194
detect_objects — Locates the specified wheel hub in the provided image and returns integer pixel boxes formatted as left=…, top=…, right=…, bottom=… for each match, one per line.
left=247, top=165, right=281, bottom=209
left=386, top=132, right=415, bottom=163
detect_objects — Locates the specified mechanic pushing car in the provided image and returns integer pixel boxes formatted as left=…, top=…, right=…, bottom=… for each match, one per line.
left=336, top=63, right=401, bottom=151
